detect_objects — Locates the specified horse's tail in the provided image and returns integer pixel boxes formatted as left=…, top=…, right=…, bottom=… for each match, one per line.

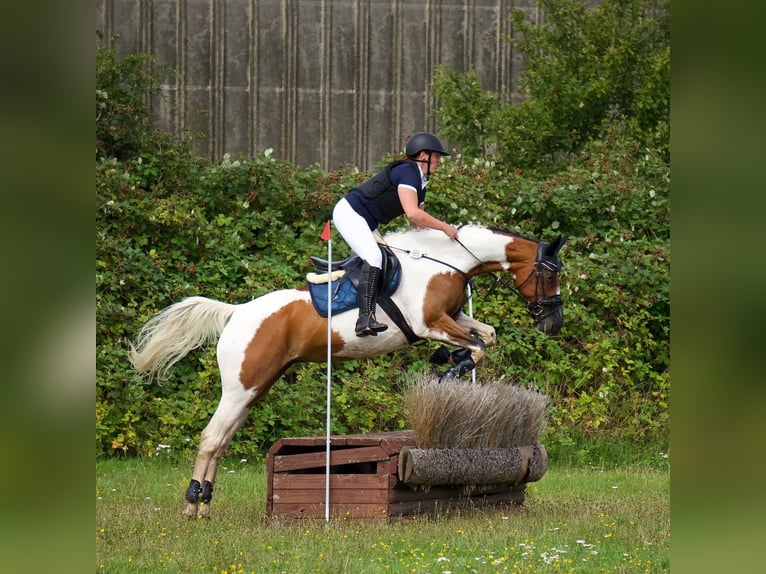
left=129, top=296, right=237, bottom=380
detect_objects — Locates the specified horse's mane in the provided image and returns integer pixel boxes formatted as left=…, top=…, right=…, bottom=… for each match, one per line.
left=382, top=223, right=540, bottom=243
left=483, top=225, right=540, bottom=243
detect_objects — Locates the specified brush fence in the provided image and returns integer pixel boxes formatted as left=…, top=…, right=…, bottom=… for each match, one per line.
left=266, top=431, right=547, bottom=520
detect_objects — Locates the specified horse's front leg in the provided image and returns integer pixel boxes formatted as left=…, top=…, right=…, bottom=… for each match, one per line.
left=455, top=312, right=497, bottom=347
left=423, top=313, right=487, bottom=378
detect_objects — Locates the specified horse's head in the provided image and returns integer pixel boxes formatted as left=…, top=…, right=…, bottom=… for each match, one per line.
left=512, top=235, right=567, bottom=335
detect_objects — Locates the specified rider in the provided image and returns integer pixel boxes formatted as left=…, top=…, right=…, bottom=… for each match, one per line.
left=332, top=131, right=459, bottom=337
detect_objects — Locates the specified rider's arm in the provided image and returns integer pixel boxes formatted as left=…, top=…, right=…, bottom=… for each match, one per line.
left=397, top=185, right=458, bottom=239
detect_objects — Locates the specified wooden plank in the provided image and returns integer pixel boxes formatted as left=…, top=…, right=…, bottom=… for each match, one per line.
left=271, top=502, right=389, bottom=519
left=267, top=436, right=323, bottom=455
left=388, top=484, right=510, bottom=503
left=388, top=492, right=517, bottom=517
left=390, top=486, right=466, bottom=503
left=268, top=431, right=416, bottom=455
left=266, top=450, right=275, bottom=516
left=272, top=488, right=389, bottom=504
left=272, top=473, right=391, bottom=490
left=376, top=431, right=417, bottom=455
left=376, top=458, right=399, bottom=476
left=273, top=446, right=388, bottom=472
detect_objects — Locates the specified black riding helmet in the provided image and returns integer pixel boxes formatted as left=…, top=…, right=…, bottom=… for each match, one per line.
left=405, top=132, right=450, bottom=158
left=405, top=132, right=449, bottom=177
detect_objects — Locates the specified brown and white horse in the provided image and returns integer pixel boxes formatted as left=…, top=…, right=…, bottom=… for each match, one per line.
left=130, top=224, right=566, bottom=518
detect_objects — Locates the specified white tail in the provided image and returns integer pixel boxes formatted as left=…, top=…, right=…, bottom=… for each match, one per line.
left=129, top=296, right=236, bottom=379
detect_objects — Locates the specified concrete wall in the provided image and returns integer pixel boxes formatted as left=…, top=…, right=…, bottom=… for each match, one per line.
left=96, top=0, right=544, bottom=171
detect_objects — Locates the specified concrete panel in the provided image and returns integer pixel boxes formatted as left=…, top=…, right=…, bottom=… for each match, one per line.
left=223, top=88, right=250, bottom=156
left=328, top=93, right=357, bottom=169
left=295, top=1, right=322, bottom=88
left=367, top=3, right=395, bottom=94
left=151, top=0, right=179, bottom=72
left=95, top=0, right=106, bottom=43
left=327, top=1, right=358, bottom=168
left=224, top=0, right=251, bottom=88
left=98, top=0, right=546, bottom=169
left=438, top=3, right=468, bottom=71
left=110, top=0, right=141, bottom=56
left=295, top=90, right=321, bottom=166
left=256, top=88, right=285, bottom=155
left=184, top=0, right=212, bottom=86
left=185, top=90, right=213, bottom=151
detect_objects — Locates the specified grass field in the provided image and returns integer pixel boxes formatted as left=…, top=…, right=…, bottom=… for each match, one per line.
left=96, top=456, right=669, bottom=573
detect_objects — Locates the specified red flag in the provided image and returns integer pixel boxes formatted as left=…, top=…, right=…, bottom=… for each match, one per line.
left=321, top=220, right=331, bottom=241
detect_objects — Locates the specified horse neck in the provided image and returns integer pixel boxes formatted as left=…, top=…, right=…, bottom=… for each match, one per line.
left=457, top=227, right=537, bottom=278
left=386, top=226, right=534, bottom=275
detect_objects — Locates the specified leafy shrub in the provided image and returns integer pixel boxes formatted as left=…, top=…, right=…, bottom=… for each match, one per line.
left=96, top=130, right=668, bottom=458
left=432, top=68, right=499, bottom=158
left=433, top=0, right=670, bottom=171
left=96, top=32, right=178, bottom=160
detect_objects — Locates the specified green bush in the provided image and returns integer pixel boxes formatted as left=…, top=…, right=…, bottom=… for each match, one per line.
left=96, top=33, right=179, bottom=160
left=96, top=137, right=669, bottom=459
left=433, top=0, right=670, bottom=171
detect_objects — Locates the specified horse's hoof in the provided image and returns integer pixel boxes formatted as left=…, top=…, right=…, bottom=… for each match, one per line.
left=182, top=502, right=199, bottom=519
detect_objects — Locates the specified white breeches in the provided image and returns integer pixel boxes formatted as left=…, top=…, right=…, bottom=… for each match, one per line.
left=332, top=198, right=383, bottom=267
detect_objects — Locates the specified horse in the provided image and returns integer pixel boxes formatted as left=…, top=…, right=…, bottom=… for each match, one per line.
left=129, top=224, right=566, bottom=518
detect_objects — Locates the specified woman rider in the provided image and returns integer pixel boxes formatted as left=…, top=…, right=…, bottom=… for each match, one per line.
left=332, top=132, right=459, bottom=337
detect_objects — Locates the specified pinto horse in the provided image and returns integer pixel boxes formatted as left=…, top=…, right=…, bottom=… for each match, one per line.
left=130, top=224, right=566, bottom=518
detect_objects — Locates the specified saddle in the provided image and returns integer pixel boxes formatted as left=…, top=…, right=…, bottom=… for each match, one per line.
left=306, top=245, right=401, bottom=317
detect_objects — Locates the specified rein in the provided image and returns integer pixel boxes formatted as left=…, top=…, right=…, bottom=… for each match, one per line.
left=453, top=238, right=528, bottom=307
left=385, top=243, right=473, bottom=287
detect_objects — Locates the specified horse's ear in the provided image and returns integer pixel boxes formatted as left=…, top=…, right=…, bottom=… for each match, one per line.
left=545, top=235, right=568, bottom=256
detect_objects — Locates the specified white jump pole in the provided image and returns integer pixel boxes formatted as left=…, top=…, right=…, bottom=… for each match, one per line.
left=467, top=282, right=476, bottom=383
left=321, top=221, right=333, bottom=523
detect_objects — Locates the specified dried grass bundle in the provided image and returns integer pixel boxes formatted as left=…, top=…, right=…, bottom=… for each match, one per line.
left=403, top=371, right=549, bottom=449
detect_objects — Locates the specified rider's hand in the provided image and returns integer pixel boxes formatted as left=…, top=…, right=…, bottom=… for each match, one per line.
left=444, top=225, right=459, bottom=240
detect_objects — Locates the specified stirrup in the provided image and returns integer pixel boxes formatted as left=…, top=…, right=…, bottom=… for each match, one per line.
left=355, top=315, right=388, bottom=337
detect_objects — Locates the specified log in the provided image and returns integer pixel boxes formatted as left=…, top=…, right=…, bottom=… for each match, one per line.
left=398, top=444, right=547, bottom=486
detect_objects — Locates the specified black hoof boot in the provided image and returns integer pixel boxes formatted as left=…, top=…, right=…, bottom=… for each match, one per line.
left=439, top=357, right=476, bottom=381
left=429, top=345, right=451, bottom=365
left=451, top=348, right=472, bottom=364
left=200, top=480, right=214, bottom=504
left=185, top=479, right=201, bottom=503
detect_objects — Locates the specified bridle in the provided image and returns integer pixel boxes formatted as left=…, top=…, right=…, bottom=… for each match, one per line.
left=386, top=236, right=563, bottom=323
left=454, top=239, right=563, bottom=323
left=508, top=241, right=564, bottom=322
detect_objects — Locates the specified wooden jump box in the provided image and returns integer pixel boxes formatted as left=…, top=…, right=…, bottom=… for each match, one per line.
left=266, top=430, right=527, bottom=520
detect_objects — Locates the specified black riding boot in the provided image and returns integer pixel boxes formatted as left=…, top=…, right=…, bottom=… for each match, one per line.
left=355, top=264, right=388, bottom=337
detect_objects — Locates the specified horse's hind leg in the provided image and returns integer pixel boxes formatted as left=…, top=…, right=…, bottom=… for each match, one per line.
left=182, top=388, right=253, bottom=519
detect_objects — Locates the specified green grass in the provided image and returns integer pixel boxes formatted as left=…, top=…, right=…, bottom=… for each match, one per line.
left=96, top=456, right=669, bottom=573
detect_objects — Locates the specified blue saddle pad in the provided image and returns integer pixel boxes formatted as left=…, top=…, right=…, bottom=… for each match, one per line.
left=308, top=267, right=401, bottom=318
